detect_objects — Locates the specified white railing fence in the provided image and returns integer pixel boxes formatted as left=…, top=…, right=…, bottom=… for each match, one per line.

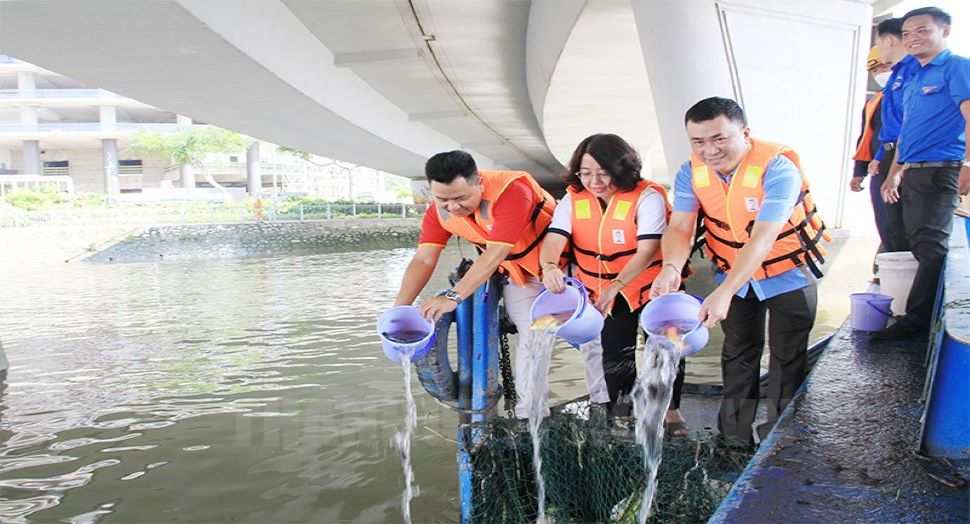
left=0, top=202, right=427, bottom=228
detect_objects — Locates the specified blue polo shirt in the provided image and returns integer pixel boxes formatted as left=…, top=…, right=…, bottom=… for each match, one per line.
left=874, top=54, right=917, bottom=161
left=898, top=49, right=970, bottom=163
left=673, top=154, right=815, bottom=300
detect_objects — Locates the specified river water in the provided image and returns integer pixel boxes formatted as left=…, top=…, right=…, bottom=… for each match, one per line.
left=0, top=238, right=860, bottom=523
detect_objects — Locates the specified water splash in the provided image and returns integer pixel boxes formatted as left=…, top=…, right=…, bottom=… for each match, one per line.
left=523, top=330, right=557, bottom=522
left=632, top=338, right=680, bottom=523
left=391, top=354, right=417, bottom=524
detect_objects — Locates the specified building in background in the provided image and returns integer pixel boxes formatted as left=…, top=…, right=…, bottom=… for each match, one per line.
left=0, top=55, right=412, bottom=203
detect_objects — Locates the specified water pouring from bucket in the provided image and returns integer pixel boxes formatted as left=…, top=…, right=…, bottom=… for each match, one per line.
left=377, top=306, right=436, bottom=524
left=639, top=292, right=709, bottom=356
left=529, top=277, right=604, bottom=345
left=377, top=306, right=436, bottom=364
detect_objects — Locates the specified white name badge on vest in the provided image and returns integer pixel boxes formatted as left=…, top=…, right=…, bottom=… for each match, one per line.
left=745, top=197, right=761, bottom=212
left=612, top=229, right=625, bottom=244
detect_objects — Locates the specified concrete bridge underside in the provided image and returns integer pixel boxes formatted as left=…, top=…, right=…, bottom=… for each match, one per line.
left=0, top=0, right=894, bottom=227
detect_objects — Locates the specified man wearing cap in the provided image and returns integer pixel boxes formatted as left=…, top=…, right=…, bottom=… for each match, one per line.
left=849, top=47, right=895, bottom=256
left=873, top=6, right=970, bottom=339
left=393, top=150, right=556, bottom=418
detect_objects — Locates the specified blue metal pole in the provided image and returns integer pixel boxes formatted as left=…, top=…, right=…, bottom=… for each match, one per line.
left=472, top=283, right=490, bottom=428
left=455, top=296, right=474, bottom=523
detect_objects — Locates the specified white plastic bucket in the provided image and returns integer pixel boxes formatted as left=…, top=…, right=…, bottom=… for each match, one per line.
left=876, top=251, right=918, bottom=316
left=849, top=292, right=893, bottom=331
left=638, top=292, right=709, bottom=356
left=376, top=306, right=436, bottom=364
left=529, top=277, right=604, bottom=345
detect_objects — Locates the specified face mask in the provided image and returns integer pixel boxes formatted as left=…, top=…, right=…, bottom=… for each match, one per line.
left=874, top=71, right=891, bottom=88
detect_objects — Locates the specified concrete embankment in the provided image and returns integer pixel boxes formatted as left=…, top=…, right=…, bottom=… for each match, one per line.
left=81, top=219, right=421, bottom=263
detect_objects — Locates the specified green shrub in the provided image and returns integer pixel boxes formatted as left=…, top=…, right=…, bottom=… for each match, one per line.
left=1, top=188, right=107, bottom=211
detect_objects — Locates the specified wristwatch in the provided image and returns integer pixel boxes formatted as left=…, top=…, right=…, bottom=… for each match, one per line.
left=442, top=289, right=463, bottom=304
left=962, top=160, right=970, bottom=169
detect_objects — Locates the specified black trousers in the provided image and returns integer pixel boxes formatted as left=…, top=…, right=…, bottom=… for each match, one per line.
left=876, top=149, right=909, bottom=252
left=601, top=296, right=685, bottom=410
left=717, top=285, right=817, bottom=443
left=900, top=165, right=960, bottom=327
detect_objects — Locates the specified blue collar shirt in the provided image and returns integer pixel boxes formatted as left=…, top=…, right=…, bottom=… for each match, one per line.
left=672, top=154, right=815, bottom=300
left=898, top=49, right=970, bottom=163
left=874, top=54, right=916, bottom=161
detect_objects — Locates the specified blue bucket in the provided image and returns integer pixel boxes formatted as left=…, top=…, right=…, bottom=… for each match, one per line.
left=849, top=292, right=893, bottom=331
left=376, top=306, right=436, bottom=363
left=639, top=292, right=709, bottom=356
left=529, top=277, right=604, bottom=345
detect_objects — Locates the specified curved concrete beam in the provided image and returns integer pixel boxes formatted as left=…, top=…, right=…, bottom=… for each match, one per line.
left=539, top=0, right=668, bottom=181
left=0, top=0, right=492, bottom=178
left=525, top=0, right=587, bottom=131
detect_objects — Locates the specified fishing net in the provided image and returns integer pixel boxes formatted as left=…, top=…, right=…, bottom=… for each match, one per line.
left=466, top=400, right=754, bottom=523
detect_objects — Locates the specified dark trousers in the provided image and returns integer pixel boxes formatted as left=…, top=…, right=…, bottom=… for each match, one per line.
left=900, top=165, right=960, bottom=327
left=874, top=149, right=909, bottom=252
left=717, top=285, right=817, bottom=443
left=601, top=296, right=685, bottom=409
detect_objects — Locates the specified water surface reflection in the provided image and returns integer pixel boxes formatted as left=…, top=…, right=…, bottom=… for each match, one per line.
left=0, top=240, right=856, bottom=522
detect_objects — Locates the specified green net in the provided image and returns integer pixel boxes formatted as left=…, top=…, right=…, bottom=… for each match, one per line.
left=467, top=401, right=754, bottom=523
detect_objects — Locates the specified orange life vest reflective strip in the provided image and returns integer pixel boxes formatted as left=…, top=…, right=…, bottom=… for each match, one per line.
left=852, top=92, right=884, bottom=162
left=568, top=180, right=669, bottom=310
left=690, top=138, right=831, bottom=280
left=437, top=170, right=555, bottom=286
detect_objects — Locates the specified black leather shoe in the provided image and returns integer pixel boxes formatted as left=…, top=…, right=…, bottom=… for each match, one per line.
left=869, top=318, right=921, bottom=339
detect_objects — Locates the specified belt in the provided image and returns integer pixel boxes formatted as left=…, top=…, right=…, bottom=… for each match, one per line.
left=882, top=142, right=896, bottom=151
left=904, top=160, right=963, bottom=168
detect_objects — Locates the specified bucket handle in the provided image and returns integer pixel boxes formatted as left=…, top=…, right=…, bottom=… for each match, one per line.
left=562, top=277, right=589, bottom=319
left=867, top=299, right=893, bottom=318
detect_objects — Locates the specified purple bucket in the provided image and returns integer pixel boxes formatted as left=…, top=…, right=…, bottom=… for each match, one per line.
left=376, top=306, right=436, bottom=364
left=639, top=292, right=709, bottom=356
left=529, top=277, right=604, bottom=345
left=850, top=293, right=893, bottom=331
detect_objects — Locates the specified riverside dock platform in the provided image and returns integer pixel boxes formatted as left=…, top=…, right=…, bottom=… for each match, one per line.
left=712, top=216, right=970, bottom=523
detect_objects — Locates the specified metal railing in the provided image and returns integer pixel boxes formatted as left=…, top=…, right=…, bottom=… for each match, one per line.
left=0, top=123, right=181, bottom=134
left=0, top=88, right=128, bottom=100
left=0, top=202, right=426, bottom=228
left=0, top=175, right=74, bottom=197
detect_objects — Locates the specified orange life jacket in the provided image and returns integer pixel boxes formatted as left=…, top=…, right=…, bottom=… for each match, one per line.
left=690, top=138, right=831, bottom=280
left=437, top=170, right=555, bottom=286
left=852, top=92, right=884, bottom=162
left=568, top=180, right=669, bottom=310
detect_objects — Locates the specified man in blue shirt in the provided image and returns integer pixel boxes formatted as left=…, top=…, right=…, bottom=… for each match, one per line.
left=869, top=17, right=916, bottom=253
left=652, top=97, right=827, bottom=445
left=874, top=7, right=970, bottom=339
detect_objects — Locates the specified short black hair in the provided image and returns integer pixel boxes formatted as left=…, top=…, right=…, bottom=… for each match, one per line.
left=684, top=97, right=748, bottom=127
left=902, top=6, right=951, bottom=27
left=425, top=150, right=478, bottom=184
left=876, top=17, right=902, bottom=38
left=563, top=134, right=642, bottom=193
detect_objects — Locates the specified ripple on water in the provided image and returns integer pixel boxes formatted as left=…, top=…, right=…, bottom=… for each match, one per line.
left=0, top=248, right=466, bottom=522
